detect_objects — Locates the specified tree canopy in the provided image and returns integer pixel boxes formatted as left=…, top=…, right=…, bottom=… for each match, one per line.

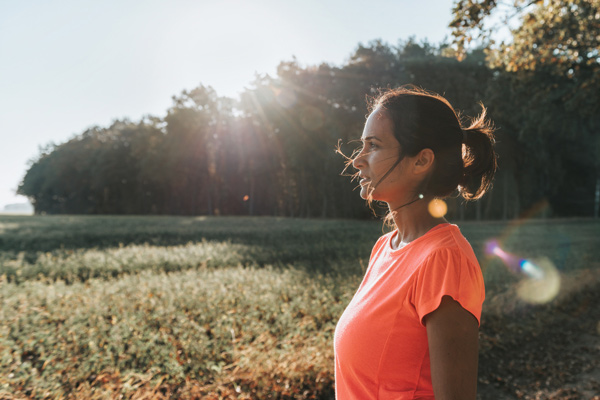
left=18, top=8, right=600, bottom=219
left=451, top=0, right=600, bottom=217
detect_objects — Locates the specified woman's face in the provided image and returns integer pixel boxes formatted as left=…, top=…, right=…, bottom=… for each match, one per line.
left=352, top=108, right=413, bottom=203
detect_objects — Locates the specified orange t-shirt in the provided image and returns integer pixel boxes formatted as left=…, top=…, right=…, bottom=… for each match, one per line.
left=333, top=223, right=485, bottom=399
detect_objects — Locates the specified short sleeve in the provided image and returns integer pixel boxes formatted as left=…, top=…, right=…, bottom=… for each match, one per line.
left=411, top=248, right=485, bottom=326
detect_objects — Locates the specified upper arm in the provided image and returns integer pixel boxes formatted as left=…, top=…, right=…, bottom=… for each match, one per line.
left=424, top=295, right=479, bottom=400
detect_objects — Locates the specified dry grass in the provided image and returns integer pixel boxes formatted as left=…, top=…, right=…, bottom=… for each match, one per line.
left=1, top=215, right=599, bottom=399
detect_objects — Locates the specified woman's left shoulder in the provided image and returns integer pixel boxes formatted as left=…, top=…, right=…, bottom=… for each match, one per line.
left=426, top=224, right=479, bottom=266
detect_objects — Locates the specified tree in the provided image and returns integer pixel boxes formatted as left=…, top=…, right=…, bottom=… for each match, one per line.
left=23, top=36, right=593, bottom=219
left=451, top=0, right=600, bottom=217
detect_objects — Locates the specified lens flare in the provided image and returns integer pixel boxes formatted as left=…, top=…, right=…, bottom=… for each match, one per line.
left=516, top=257, right=560, bottom=304
left=428, top=199, right=447, bottom=218
left=485, top=240, right=560, bottom=304
left=519, top=260, right=544, bottom=280
left=274, top=88, right=297, bottom=109
left=485, top=240, right=520, bottom=274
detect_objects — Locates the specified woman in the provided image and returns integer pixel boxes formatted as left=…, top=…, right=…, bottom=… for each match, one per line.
left=334, top=86, right=497, bottom=400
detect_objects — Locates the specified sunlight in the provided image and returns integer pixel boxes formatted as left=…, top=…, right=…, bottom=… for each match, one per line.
left=299, top=105, right=325, bottom=131
left=274, top=87, right=297, bottom=109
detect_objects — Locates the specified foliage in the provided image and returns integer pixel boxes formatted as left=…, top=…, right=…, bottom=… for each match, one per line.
left=451, top=0, right=600, bottom=74
left=18, top=41, right=513, bottom=220
left=1, top=215, right=599, bottom=399
left=0, top=266, right=354, bottom=399
left=450, top=0, right=600, bottom=126
left=451, top=0, right=600, bottom=217
left=0, top=215, right=382, bottom=283
left=2, top=214, right=599, bottom=286
left=18, top=25, right=600, bottom=218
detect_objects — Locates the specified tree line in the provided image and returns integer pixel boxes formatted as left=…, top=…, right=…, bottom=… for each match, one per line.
left=19, top=1, right=600, bottom=219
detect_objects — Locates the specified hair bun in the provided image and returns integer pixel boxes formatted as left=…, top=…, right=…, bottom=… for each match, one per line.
left=459, top=106, right=497, bottom=200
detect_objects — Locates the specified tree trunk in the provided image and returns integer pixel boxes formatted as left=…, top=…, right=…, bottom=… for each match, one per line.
left=594, top=174, right=600, bottom=218
left=503, top=173, right=508, bottom=220
left=484, top=189, right=493, bottom=219
left=206, top=179, right=213, bottom=215
left=191, top=176, right=197, bottom=215
left=248, top=175, right=255, bottom=216
left=514, top=182, right=520, bottom=219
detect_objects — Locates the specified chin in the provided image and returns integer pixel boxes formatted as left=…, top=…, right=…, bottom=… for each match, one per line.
left=360, top=186, right=377, bottom=201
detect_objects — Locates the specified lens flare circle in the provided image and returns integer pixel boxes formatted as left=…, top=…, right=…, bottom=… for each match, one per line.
left=275, top=88, right=297, bottom=109
left=484, top=239, right=562, bottom=304
left=516, top=257, right=561, bottom=304
left=428, top=199, right=447, bottom=218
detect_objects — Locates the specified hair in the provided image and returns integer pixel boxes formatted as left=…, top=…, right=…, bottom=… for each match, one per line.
left=367, top=85, right=497, bottom=201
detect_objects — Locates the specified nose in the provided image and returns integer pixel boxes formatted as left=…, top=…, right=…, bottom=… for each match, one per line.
left=352, top=147, right=366, bottom=170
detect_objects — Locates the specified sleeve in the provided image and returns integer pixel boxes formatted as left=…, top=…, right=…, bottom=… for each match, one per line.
left=411, top=248, right=485, bottom=326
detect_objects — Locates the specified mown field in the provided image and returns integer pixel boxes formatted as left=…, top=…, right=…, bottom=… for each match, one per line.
left=1, top=215, right=599, bottom=399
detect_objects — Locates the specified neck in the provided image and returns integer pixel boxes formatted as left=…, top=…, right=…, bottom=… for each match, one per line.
left=388, top=195, right=447, bottom=248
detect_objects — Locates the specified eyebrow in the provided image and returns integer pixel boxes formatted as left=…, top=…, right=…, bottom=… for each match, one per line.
left=361, top=136, right=382, bottom=142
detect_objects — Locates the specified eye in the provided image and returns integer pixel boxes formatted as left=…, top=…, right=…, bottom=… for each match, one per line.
left=366, top=140, right=378, bottom=149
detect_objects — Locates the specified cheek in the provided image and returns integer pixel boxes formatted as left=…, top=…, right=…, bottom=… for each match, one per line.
left=375, top=166, right=406, bottom=193
left=374, top=156, right=401, bottom=180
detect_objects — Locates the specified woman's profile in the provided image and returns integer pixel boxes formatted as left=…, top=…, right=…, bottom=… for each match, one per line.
left=334, top=86, right=497, bottom=399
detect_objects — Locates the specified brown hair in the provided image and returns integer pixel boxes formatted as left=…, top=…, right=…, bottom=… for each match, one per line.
left=369, top=85, right=497, bottom=200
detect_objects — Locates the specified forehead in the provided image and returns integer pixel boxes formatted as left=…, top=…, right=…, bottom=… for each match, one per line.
left=362, top=108, right=394, bottom=140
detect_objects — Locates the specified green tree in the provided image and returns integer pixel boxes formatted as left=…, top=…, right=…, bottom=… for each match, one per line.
left=451, top=0, right=600, bottom=217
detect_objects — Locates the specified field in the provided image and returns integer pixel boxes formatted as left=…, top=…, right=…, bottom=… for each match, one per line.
left=1, top=215, right=599, bottom=399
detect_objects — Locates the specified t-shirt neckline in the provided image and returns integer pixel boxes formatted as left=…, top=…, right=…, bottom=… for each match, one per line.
left=388, top=222, right=452, bottom=253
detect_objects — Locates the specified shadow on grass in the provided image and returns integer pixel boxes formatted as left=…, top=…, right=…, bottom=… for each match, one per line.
left=1, top=215, right=599, bottom=286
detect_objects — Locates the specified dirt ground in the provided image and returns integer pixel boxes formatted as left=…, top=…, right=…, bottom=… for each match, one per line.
left=477, top=267, right=600, bottom=399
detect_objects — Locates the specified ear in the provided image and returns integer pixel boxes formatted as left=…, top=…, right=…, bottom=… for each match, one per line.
left=412, top=148, right=435, bottom=175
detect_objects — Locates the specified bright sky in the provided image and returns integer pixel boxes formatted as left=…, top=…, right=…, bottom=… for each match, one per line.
left=0, top=0, right=455, bottom=210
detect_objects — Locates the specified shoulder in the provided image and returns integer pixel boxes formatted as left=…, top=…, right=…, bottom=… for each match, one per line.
left=419, top=224, right=479, bottom=268
left=411, top=240, right=486, bottom=325
left=368, top=230, right=394, bottom=257
left=363, top=231, right=391, bottom=268
left=374, top=230, right=394, bottom=249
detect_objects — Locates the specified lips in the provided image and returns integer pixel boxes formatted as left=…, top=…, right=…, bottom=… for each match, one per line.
left=359, top=176, right=371, bottom=185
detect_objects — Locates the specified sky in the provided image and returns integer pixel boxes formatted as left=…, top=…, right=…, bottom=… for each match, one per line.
left=0, top=0, right=455, bottom=210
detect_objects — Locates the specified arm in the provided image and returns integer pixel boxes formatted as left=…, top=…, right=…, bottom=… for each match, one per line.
left=424, top=295, right=479, bottom=400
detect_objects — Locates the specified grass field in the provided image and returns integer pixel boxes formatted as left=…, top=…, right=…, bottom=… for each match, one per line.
left=1, top=215, right=599, bottom=399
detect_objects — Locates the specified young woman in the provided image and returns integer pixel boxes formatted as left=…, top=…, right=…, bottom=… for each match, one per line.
left=334, top=86, right=497, bottom=400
